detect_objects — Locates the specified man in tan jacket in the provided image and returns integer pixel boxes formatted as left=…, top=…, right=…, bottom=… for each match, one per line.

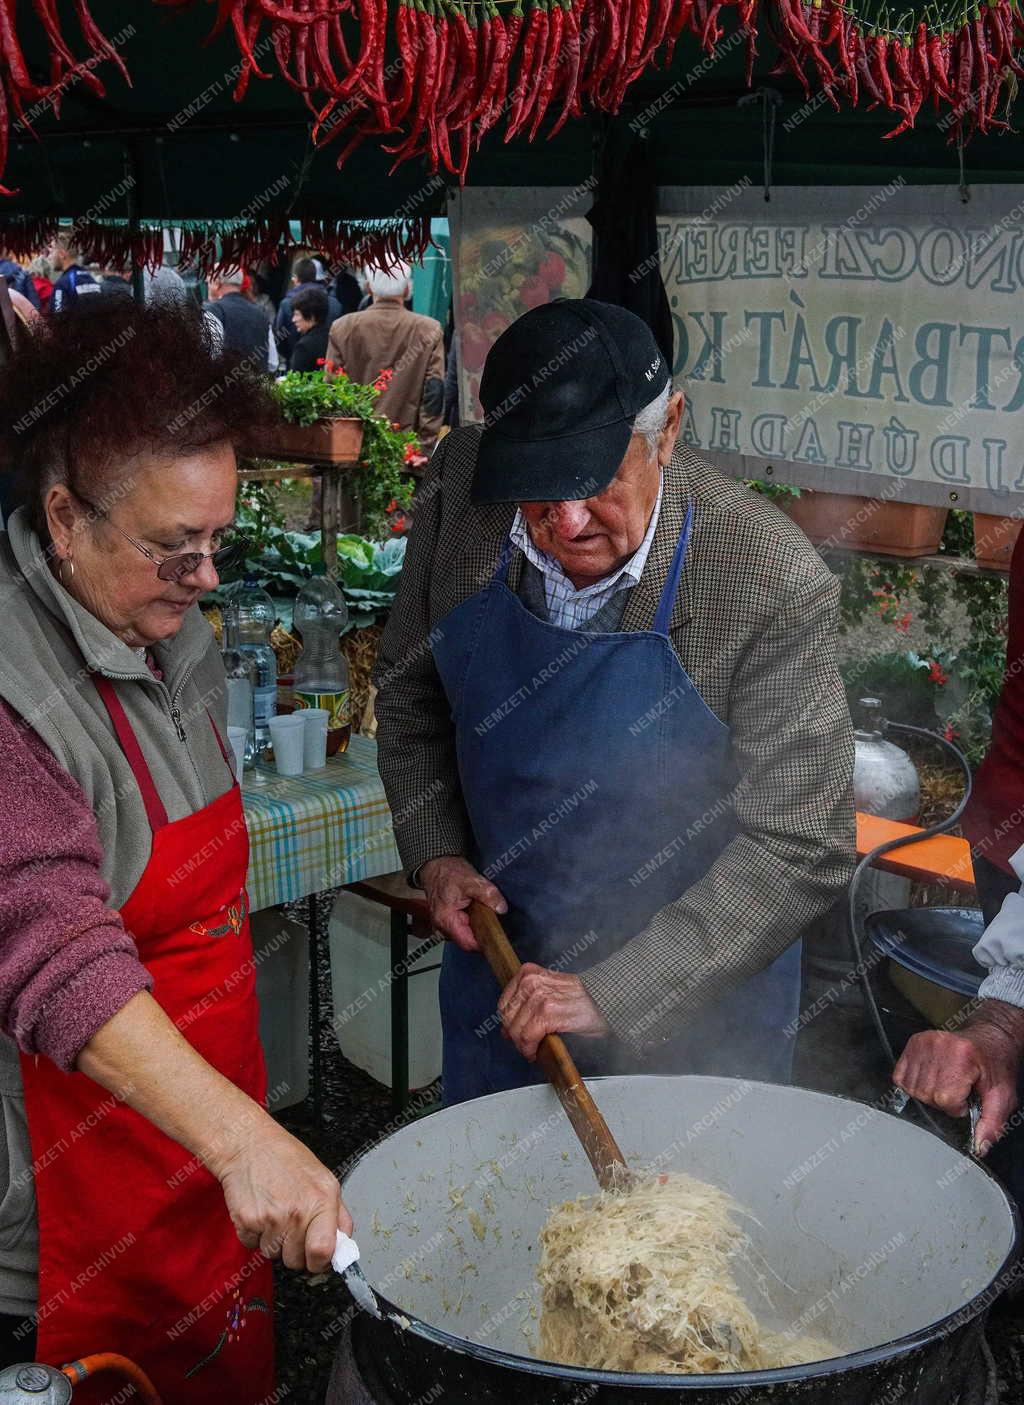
left=326, top=262, right=445, bottom=453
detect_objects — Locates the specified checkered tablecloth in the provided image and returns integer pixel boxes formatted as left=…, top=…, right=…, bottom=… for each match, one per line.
left=242, top=734, right=400, bottom=912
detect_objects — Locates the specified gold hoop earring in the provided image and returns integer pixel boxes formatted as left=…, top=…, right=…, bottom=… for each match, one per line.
left=58, top=556, right=74, bottom=586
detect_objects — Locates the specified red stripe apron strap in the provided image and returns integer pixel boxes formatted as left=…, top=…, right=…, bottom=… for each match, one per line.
left=205, top=706, right=232, bottom=766
left=91, top=672, right=169, bottom=832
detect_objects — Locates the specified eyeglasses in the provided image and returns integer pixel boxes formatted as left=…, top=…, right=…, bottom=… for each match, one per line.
left=73, top=492, right=250, bottom=583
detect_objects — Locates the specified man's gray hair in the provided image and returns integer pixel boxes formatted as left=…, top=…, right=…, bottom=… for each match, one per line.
left=632, top=382, right=671, bottom=453
left=365, top=261, right=411, bottom=299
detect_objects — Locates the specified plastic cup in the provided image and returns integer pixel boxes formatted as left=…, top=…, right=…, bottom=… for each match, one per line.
left=268, top=714, right=306, bottom=777
left=300, top=708, right=330, bottom=770
left=225, top=677, right=254, bottom=733
left=226, top=726, right=247, bottom=780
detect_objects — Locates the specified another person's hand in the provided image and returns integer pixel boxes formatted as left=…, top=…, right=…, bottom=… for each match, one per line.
left=214, top=1116, right=353, bottom=1272
left=498, top=963, right=610, bottom=1060
left=420, top=855, right=507, bottom=952
left=893, top=1000, right=1024, bottom=1151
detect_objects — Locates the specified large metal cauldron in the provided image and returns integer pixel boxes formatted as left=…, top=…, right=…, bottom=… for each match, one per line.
left=340, top=1076, right=1020, bottom=1404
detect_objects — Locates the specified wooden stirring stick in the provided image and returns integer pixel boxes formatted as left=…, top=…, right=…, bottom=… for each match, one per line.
left=468, top=900, right=630, bottom=1191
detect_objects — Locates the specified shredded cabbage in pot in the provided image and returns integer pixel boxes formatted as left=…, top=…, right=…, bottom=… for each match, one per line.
left=536, top=1172, right=834, bottom=1374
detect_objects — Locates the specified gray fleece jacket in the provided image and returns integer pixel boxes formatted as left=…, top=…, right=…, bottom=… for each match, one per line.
left=0, top=508, right=232, bottom=1315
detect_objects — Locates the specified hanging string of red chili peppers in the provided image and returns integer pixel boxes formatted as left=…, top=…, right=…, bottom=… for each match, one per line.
left=183, top=0, right=731, bottom=177
left=188, top=212, right=436, bottom=269
left=1, top=0, right=1020, bottom=199
left=0, top=216, right=157, bottom=263
left=193, top=0, right=1024, bottom=175
left=766, top=0, right=1024, bottom=138
left=0, top=214, right=434, bottom=275
left=0, top=1, right=129, bottom=195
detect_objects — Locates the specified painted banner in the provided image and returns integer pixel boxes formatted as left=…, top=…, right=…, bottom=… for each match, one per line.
left=452, top=183, right=1024, bottom=513
left=450, top=185, right=593, bottom=419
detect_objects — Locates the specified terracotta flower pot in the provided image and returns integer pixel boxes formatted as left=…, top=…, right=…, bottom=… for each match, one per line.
left=259, top=416, right=364, bottom=464
left=781, top=491, right=948, bottom=558
left=972, top=512, right=1024, bottom=570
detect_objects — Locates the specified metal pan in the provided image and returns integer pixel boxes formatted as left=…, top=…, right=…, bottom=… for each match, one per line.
left=340, top=1076, right=1019, bottom=1403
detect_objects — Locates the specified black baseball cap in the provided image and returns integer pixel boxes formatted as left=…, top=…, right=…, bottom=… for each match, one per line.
left=471, top=298, right=670, bottom=505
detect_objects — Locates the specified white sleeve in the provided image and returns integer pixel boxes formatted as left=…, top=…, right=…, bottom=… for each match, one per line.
left=973, top=843, right=1024, bottom=1008
left=267, top=326, right=279, bottom=372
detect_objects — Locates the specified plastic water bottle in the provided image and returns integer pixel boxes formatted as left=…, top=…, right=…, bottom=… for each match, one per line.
left=220, top=603, right=257, bottom=764
left=232, top=580, right=278, bottom=750
left=293, top=575, right=350, bottom=754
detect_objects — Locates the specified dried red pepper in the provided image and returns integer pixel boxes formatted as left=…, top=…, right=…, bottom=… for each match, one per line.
left=973, top=12, right=990, bottom=130
left=468, top=1, right=492, bottom=120
left=549, top=0, right=582, bottom=136
left=444, top=3, right=478, bottom=125
left=479, top=3, right=515, bottom=138
left=627, top=0, right=653, bottom=76
left=868, top=31, right=894, bottom=107
left=996, top=0, right=1024, bottom=77
left=835, top=9, right=856, bottom=99
left=383, top=0, right=436, bottom=167
left=427, top=1, right=457, bottom=170
left=506, top=0, right=546, bottom=137
left=529, top=0, right=567, bottom=134
left=589, top=0, right=624, bottom=93
left=633, top=0, right=673, bottom=72
left=937, top=27, right=955, bottom=102
left=662, top=0, right=694, bottom=66
left=388, top=0, right=417, bottom=126
left=701, top=0, right=723, bottom=48
left=853, top=26, right=883, bottom=103
left=736, top=0, right=757, bottom=85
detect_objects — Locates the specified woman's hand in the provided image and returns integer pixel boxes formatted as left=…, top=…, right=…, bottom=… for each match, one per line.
left=420, top=855, right=507, bottom=952
left=212, top=1114, right=352, bottom=1272
left=893, top=1000, right=1024, bottom=1152
left=76, top=992, right=352, bottom=1273
left=498, top=963, right=610, bottom=1060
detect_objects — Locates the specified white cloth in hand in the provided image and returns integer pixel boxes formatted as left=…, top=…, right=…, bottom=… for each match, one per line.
left=332, top=1230, right=361, bottom=1274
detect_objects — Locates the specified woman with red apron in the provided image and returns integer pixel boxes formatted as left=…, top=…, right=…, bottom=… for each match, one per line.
left=20, top=677, right=274, bottom=1402
left=0, top=299, right=351, bottom=1403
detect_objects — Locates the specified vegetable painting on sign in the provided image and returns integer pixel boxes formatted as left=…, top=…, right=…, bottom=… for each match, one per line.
left=455, top=214, right=591, bottom=419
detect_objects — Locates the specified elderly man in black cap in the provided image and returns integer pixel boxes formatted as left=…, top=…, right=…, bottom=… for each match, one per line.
left=373, top=299, right=856, bottom=1105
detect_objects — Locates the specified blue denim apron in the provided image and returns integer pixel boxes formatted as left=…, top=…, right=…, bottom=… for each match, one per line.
left=432, top=505, right=801, bottom=1105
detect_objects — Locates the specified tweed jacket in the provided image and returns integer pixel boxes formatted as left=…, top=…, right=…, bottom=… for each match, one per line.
left=372, top=426, right=856, bottom=1054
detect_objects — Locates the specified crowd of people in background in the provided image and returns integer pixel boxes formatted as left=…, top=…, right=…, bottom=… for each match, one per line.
left=0, top=238, right=453, bottom=454
left=0, top=236, right=451, bottom=544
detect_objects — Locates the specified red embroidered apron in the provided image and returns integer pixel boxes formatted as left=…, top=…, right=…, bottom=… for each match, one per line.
left=19, top=674, right=274, bottom=1403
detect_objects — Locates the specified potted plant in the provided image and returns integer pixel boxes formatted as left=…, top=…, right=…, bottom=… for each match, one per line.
left=264, top=368, right=419, bottom=533
left=749, top=480, right=947, bottom=557
left=972, top=509, right=1024, bottom=570
left=784, top=491, right=948, bottom=557
left=263, top=370, right=364, bottom=463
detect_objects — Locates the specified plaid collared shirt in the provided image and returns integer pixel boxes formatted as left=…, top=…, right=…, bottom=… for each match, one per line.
left=509, top=475, right=664, bottom=629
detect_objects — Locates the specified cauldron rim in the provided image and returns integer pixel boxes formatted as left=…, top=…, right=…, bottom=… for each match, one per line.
left=343, top=1076, right=1022, bottom=1390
